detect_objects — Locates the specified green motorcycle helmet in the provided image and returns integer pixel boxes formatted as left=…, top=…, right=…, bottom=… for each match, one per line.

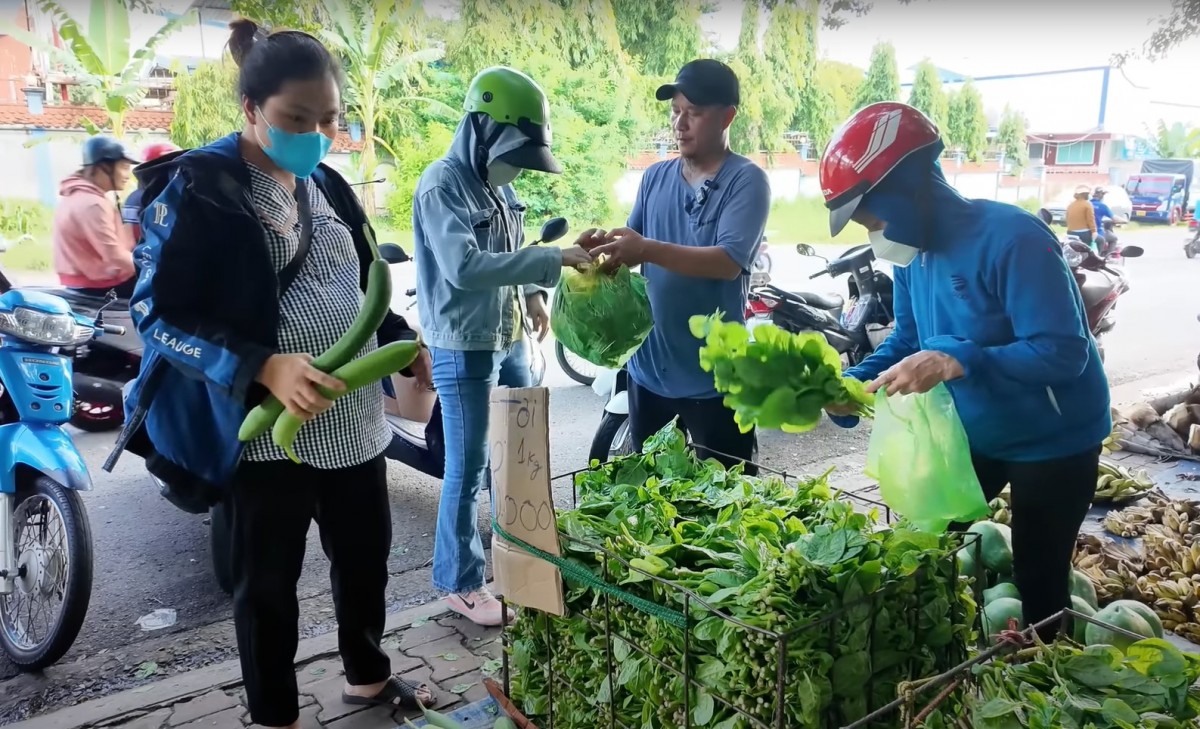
left=464, top=66, right=561, bottom=174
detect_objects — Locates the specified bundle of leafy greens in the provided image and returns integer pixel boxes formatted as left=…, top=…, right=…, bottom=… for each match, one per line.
left=689, top=313, right=873, bottom=433
left=508, top=423, right=973, bottom=729
left=550, top=262, right=654, bottom=369
left=921, top=638, right=1200, bottom=729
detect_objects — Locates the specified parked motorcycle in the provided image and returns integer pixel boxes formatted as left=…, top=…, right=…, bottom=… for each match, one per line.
left=752, top=243, right=896, bottom=367
left=1061, top=238, right=1143, bottom=362
left=0, top=273, right=138, bottom=433
left=556, top=341, right=596, bottom=387
left=0, top=288, right=125, bottom=670
left=752, top=234, right=772, bottom=274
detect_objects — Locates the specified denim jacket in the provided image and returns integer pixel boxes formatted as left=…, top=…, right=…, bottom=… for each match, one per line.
left=412, top=116, right=562, bottom=352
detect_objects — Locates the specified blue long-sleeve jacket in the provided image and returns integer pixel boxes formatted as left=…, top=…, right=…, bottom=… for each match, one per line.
left=835, top=158, right=1111, bottom=462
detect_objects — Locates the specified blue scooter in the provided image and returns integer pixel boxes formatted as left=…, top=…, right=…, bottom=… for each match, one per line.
left=0, top=287, right=124, bottom=670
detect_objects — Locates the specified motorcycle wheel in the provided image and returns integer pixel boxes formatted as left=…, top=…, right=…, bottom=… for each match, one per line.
left=0, top=476, right=93, bottom=671
left=588, top=412, right=635, bottom=464
left=69, top=403, right=124, bottom=433
left=556, top=341, right=597, bottom=387
left=209, top=501, right=233, bottom=596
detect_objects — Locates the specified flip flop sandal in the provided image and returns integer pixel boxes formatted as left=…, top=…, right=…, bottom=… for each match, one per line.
left=342, top=675, right=433, bottom=710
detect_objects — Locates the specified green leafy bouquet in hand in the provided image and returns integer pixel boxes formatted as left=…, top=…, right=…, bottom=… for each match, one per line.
left=689, top=312, right=873, bottom=433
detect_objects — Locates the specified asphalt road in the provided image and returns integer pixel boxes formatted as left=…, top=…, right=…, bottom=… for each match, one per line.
left=0, top=224, right=1195, bottom=720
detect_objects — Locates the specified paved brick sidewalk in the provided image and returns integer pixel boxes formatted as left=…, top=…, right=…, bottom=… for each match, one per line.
left=10, top=600, right=502, bottom=729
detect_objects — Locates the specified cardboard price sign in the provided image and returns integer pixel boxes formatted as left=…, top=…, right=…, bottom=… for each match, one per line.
left=488, top=386, right=564, bottom=616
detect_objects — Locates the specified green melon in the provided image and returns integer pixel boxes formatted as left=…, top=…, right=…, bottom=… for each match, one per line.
left=956, top=545, right=978, bottom=580
left=1070, top=596, right=1097, bottom=643
left=983, top=582, right=1021, bottom=605
left=966, top=521, right=1014, bottom=575
left=1086, top=603, right=1157, bottom=650
left=983, top=597, right=1024, bottom=639
left=1069, top=569, right=1099, bottom=610
left=1106, top=600, right=1164, bottom=639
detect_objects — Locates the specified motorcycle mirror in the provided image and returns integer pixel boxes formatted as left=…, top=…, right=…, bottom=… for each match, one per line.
left=795, top=243, right=816, bottom=256
left=1120, top=245, right=1144, bottom=258
left=536, top=217, right=569, bottom=245
left=378, top=243, right=410, bottom=264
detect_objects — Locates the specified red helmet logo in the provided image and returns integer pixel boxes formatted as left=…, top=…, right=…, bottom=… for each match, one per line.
left=820, top=102, right=941, bottom=235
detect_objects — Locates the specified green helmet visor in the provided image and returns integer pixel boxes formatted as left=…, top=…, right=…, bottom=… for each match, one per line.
left=498, top=139, right=561, bottom=175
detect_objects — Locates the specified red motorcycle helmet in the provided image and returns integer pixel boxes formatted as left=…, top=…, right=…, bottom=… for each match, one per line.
left=820, top=102, right=941, bottom=236
left=141, top=142, right=179, bottom=162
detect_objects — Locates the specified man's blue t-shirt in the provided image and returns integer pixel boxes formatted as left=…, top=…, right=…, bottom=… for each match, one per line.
left=625, top=154, right=770, bottom=399
left=1091, top=199, right=1113, bottom=232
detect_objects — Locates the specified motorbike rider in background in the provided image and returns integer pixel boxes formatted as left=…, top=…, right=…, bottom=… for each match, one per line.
left=52, top=136, right=139, bottom=297
left=411, top=66, right=593, bottom=627
left=122, top=142, right=181, bottom=244
left=1091, top=186, right=1115, bottom=256
left=820, top=102, right=1111, bottom=639
left=1066, top=184, right=1097, bottom=248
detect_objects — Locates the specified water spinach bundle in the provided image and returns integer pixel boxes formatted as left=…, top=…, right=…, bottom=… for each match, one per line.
left=507, top=423, right=973, bottom=729
left=689, top=313, right=873, bottom=433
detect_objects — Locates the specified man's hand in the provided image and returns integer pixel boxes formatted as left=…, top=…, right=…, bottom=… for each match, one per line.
left=867, top=351, right=964, bottom=397
left=407, top=347, right=433, bottom=390
left=526, top=293, right=550, bottom=342
left=572, top=228, right=607, bottom=252
left=592, top=227, right=653, bottom=272
left=256, top=353, right=346, bottom=421
left=824, top=402, right=860, bottom=418
left=560, top=245, right=594, bottom=268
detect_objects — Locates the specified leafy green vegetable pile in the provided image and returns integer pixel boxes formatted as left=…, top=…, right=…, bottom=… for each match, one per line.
left=551, top=263, right=654, bottom=369
left=507, top=423, right=973, bottom=729
left=689, top=313, right=873, bottom=433
left=921, top=638, right=1200, bottom=729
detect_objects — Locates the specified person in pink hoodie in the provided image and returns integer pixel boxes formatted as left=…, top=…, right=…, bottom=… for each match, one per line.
left=53, top=136, right=140, bottom=297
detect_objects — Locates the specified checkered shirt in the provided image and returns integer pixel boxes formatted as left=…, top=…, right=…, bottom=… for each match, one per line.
left=241, top=162, right=390, bottom=468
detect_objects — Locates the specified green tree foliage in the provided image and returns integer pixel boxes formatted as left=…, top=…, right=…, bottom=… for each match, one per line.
left=1151, top=120, right=1200, bottom=158
left=853, top=41, right=900, bottom=109
left=1113, top=0, right=1200, bottom=64
left=169, top=59, right=243, bottom=148
left=907, top=58, right=948, bottom=130
left=611, top=0, right=707, bottom=78
left=816, top=59, right=863, bottom=121
left=946, top=80, right=988, bottom=162
left=3, top=0, right=193, bottom=137
left=995, top=104, right=1029, bottom=174
left=728, top=1, right=793, bottom=156
left=227, top=0, right=321, bottom=31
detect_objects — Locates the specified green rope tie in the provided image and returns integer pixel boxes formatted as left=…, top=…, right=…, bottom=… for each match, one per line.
left=491, top=519, right=689, bottom=629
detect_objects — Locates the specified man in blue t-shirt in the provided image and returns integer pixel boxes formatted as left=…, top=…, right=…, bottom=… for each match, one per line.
left=584, top=59, right=771, bottom=469
left=1090, top=187, right=1115, bottom=255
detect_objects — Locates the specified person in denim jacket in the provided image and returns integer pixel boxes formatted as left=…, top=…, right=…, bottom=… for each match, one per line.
left=412, top=66, right=593, bottom=626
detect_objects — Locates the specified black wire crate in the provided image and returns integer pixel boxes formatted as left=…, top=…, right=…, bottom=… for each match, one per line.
left=498, top=445, right=979, bottom=729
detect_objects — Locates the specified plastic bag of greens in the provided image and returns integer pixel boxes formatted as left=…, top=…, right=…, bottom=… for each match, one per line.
left=550, top=263, right=653, bottom=369
left=864, top=383, right=989, bottom=533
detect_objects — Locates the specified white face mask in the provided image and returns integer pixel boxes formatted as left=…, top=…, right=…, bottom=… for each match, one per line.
left=487, top=160, right=521, bottom=187
left=868, top=228, right=920, bottom=267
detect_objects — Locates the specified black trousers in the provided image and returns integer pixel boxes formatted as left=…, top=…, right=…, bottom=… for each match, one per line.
left=969, top=446, right=1098, bottom=638
left=628, top=379, right=758, bottom=475
left=231, top=455, right=392, bottom=726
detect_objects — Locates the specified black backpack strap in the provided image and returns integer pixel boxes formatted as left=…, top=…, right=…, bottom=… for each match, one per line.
left=277, top=178, right=314, bottom=298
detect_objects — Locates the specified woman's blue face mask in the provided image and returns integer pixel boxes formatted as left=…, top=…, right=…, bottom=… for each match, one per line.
left=255, top=108, right=333, bottom=179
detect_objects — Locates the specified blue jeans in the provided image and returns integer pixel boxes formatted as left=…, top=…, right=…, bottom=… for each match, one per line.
left=431, top=339, right=532, bottom=593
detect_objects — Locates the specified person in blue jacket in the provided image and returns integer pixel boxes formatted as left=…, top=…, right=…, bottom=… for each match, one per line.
left=105, top=20, right=434, bottom=728
left=820, top=103, right=1111, bottom=636
left=1091, top=186, right=1115, bottom=255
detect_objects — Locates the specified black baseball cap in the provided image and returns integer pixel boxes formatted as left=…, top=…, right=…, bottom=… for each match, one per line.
left=655, top=59, right=740, bottom=107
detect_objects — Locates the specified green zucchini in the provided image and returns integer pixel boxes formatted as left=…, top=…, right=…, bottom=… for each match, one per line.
left=238, top=257, right=393, bottom=442
left=273, top=340, right=422, bottom=463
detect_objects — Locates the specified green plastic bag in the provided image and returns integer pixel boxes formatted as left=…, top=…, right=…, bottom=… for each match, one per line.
left=864, top=383, right=990, bottom=533
left=550, top=264, right=653, bottom=369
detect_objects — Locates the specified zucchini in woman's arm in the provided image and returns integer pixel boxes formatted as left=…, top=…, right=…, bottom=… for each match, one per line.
left=238, top=257, right=393, bottom=442
left=272, top=340, right=423, bottom=463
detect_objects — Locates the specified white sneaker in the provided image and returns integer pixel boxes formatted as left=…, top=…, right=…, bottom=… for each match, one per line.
left=444, top=588, right=514, bottom=627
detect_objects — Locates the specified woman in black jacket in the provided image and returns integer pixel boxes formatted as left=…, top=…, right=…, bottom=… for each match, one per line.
left=115, top=20, right=433, bottom=729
